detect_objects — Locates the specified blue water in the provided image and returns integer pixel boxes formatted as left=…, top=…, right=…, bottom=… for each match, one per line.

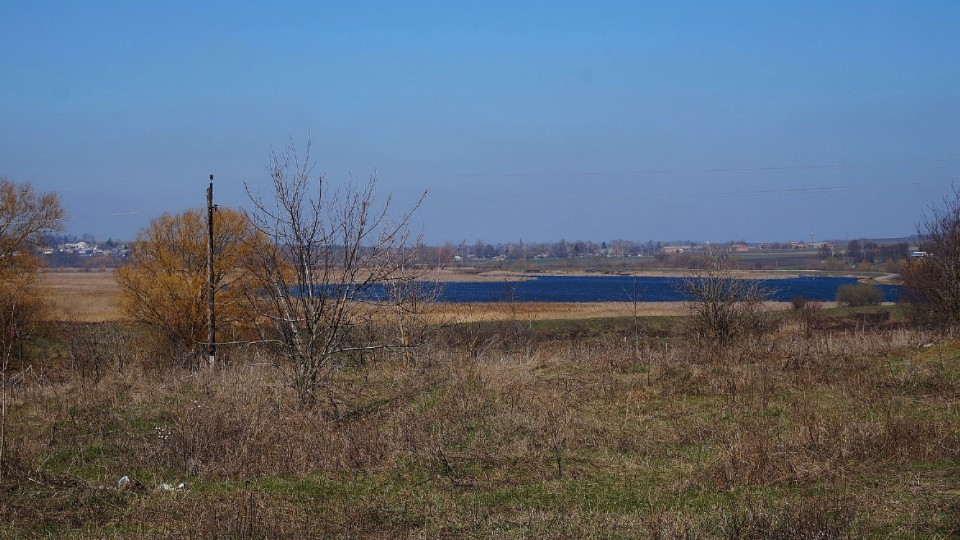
left=426, top=275, right=900, bottom=303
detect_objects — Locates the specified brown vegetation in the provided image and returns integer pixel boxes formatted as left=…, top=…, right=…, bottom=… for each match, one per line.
left=241, top=140, right=428, bottom=408
left=0, top=178, right=64, bottom=487
left=40, top=271, right=121, bottom=322
left=682, top=251, right=773, bottom=347
left=835, top=282, right=884, bottom=307
left=902, top=186, right=960, bottom=328
left=1, top=304, right=959, bottom=537
left=115, top=208, right=263, bottom=365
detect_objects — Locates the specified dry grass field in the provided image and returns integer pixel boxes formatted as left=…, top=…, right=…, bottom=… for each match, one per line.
left=2, top=268, right=956, bottom=537
left=430, top=301, right=682, bottom=323
left=40, top=270, right=122, bottom=322
left=428, top=301, right=828, bottom=324
left=2, top=310, right=959, bottom=538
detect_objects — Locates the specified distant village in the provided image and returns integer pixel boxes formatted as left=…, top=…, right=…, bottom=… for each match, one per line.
left=432, top=239, right=844, bottom=263
left=421, top=237, right=915, bottom=270
left=40, top=234, right=916, bottom=270
left=41, top=235, right=130, bottom=268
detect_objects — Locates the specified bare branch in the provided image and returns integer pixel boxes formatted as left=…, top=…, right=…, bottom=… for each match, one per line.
left=241, top=138, right=432, bottom=408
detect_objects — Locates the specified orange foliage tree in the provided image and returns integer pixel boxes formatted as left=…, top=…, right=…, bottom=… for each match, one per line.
left=0, top=178, right=63, bottom=282
left=0, top=178, right=63, bottom=349
left=115, top=208, right=262, bottom=363
left=0, top=178, right=62, bottom=480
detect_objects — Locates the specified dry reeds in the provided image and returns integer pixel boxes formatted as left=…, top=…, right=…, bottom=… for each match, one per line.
left=40, top=270, right=121, bottom=323
left=1, top=309, right=959, bottom=537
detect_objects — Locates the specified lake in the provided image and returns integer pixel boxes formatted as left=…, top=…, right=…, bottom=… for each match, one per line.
left=424, top=275, right=900, bottom=303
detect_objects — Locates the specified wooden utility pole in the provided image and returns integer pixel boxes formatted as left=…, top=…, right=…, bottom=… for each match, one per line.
left=207, top=175, right=216, bottom=368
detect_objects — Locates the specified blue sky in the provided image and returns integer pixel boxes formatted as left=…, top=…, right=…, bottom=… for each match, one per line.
left=2, top=1, right=958, bottom=244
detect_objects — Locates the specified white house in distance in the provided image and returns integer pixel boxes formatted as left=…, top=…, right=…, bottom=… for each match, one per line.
left=60, top=241, right=97, bottom=255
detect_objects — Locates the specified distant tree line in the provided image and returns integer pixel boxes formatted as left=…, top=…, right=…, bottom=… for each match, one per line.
left=415, top=239, right=683, bottom=265
left=42, top=231, right=916, bottom=270
left=844, top=239, right=910, bottom=264
left=414, top=238, right=914, bottom=267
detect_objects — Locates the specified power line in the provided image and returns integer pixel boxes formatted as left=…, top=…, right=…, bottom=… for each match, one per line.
left=429, top=179, right=955, bottom=207
left=403, top=157, right=960, bottom=180
left=29, top=156, right=960, bottom=223
left=39, top=156, right=960, bottom=194
left=42, top=176, right=959, bottom=221
left=63, top=208, right=183, bottom=222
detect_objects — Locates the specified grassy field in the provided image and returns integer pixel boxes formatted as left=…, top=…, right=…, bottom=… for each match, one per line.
left=2, top=272, right=958, bottom=537
left=40, top=270, right=122, bottom=322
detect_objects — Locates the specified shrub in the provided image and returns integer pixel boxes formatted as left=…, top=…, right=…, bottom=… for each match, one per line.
left=791, top=297, right=822, bottom=336
left=901, top=186, right=960, bottom=328
left=835, top=283, right=883, bottom=307
left=681, top=250, right=772, bottom=347
left=115, top=208, right=263, bottom=366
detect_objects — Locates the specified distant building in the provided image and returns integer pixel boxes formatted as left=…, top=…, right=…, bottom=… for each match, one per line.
left=59, top=241, right=103, bottom=256
left=62, top=241, right=94, bottom=254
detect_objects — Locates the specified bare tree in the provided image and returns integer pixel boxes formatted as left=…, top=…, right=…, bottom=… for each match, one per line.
left=242, top=140, right=428, bottom=411
left=902, top=186, right=960, bottom=329
left=681, top=249, right=772, bottom=348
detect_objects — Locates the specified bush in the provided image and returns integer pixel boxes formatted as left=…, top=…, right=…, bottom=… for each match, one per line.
left=901, top=187, right=960, bottom=328
left=681, top=251, right=772, bottom=347
left=836, top=283, right=883, bottom=307
left=791, top=297, right=822, bottom=336
left=0, top=178, right=63, bottom=372
left=115, top=208, right=262, bottom=366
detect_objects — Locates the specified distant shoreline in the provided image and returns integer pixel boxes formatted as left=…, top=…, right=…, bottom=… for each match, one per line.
left=432, top=267, right=899, bottom=283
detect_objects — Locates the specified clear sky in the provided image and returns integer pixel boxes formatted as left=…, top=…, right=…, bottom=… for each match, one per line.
left=2, top=1, right=958, bottom=244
